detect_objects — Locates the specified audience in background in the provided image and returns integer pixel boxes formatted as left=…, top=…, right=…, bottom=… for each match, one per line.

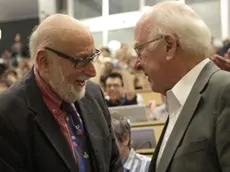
left=99, top=57, right=114, bottom=90
left=0, top=80, right=10, bottom=93
left=111, top=112, right=151, bottom=172
left=100, top=46, right=111, bottom=57
left=1, top=49, right=12, bottom=66
left=1, top=22, right=230, bottom=124
left=211, top=48, right=230, bottom=71
left=148, top=96, right=168, bottom=121
left=105, top=72, right=143, bottom=107
left=115, top=43, right=132, bottom=69
left=217, top=39, right=230, bottom=56
left=11, top=33, right=24, bottom=58
left=0, top=59, right=7, bottom=79
left=4, top=69, right=18, bottom=84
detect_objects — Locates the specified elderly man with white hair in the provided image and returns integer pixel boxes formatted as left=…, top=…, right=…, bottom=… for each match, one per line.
left=134, top=1, right=230, bottom=172
left=0, top=14, right=123, bottom=172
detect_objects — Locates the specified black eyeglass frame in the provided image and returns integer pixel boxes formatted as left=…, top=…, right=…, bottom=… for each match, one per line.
left=44, top=47, right=101, bottom=68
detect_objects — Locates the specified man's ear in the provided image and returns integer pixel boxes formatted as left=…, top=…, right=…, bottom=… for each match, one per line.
left=36, top=49, right=50, bottom=72
left=163, top=34, right=178, bottom=61
left=122, top=133, right=130, bottom=147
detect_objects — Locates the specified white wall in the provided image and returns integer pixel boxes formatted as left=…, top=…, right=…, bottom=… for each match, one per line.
left=38, top=0, right=57, bottom=22
left=188, top=0, right=221, bottom=40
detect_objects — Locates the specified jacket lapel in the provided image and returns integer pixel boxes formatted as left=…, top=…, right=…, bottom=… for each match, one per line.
left=157, top=61, right=220, bottom=172
left=75, top=97, right=103, bottom=170
left=24, top=70, right=77, bottom=172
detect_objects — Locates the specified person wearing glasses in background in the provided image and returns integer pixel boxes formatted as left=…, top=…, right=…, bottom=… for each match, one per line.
left=134, top=1, right=230, bottom=172
left=104, top=72, right=143, bottom=107
left=111, top=112, right=151, bottom=172
left=0, top=14, right=123, bottom=172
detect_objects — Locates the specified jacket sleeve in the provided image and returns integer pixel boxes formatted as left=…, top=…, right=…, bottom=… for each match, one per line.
left=96, top=84, right=124, bottom=172
left=216, top=82, right=230, bottom=172
left=0, top=113, right=29, bottom=172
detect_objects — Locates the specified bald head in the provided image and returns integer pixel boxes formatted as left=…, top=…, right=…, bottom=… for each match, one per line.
left=29, top=14, right=94, bottom=61
left=29, top=14, right=97, bottom=102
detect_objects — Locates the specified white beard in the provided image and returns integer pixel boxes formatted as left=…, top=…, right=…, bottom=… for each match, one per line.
left=48, top=66, right=86, bottom=103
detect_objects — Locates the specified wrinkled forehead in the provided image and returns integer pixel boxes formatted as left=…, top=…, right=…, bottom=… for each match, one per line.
left=38, top=26, right=95, bottom=57
left=134, top=14, right=153, bottom=45
left=55, top=29, right=95, bottom=56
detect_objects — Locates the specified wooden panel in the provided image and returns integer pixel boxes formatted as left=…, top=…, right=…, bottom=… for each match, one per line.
left=153, top=125, right=164, bottom=143
left=131, top=120, right=165, bottom=128
left=136, top=91, right=162, bottom=105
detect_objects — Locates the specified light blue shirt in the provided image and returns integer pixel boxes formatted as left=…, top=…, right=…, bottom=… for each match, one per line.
left=123, top=148, right=151, bottom=172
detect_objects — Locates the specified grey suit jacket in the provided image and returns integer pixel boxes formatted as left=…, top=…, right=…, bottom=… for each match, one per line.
left=0, top=69, right=123, bottom=172
left=148, top=61, right=230, bottom=172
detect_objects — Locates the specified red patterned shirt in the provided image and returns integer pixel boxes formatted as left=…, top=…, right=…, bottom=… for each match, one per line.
left=34, top=68, right=74, bottom=154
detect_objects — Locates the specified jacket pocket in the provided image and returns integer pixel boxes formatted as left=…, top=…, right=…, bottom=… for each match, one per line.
left=174, top=138, right=208, bottom=159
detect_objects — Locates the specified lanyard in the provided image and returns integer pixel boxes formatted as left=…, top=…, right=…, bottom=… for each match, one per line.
left=67, top=110, right=84, bottom=135
left=66, top=114, right=89, bottom=172
left=124, top=168, right=130, bottom=172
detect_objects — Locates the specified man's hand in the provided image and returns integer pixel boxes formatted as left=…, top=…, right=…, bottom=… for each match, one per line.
left=211, top=49, right=230, bottom=71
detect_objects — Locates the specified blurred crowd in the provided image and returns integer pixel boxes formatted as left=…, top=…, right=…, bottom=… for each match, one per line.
left=1, top=32, right=230, bottom=110
left=0, top=33, right=32, bottom=93
left=0, top=34, right=152, bottom=103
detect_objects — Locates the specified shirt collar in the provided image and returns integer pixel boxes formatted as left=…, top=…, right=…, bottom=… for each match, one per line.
left=166, top=58, right=210, bottom=114
left=123, top=148, right=136, bottom=170
left=34, top=67, right=62, bottom=110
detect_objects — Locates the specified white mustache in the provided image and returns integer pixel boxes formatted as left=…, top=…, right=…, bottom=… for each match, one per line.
left=76, top=76, right=90, bottom=81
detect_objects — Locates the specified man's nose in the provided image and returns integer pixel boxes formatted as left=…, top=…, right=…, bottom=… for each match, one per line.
left=134, top=59, right=144, bottom=71
left=82, top=62, right=96, bottom=77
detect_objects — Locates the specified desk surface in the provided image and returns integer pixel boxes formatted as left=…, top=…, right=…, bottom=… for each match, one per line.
left=136, top=148, right=154, bottom=158
left=136, top=148, right=154, bottom=154
left=131, top=120, right=165, bottom=127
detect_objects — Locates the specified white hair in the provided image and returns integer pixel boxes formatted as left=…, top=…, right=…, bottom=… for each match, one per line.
left=29, top=27, right=39, bottom=62
left=29, top=26, right=56, bottom=64
left=147, top=1, right=212, bottom=58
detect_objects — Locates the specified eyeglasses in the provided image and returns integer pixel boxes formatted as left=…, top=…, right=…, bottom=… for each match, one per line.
left=106, top=84, right=121, bottom=89
left=44, top=47, right=101, bottom=69
left=134, top=35, right=163, bottom=57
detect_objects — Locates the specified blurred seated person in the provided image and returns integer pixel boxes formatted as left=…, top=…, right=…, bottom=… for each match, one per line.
left=111, top=112, right=151, bottom=172
left=21, top=63, right=30, bottom=76
left=0, top=59, right=8, bottom=79
left=18, top=59, right=31, bottom=77
left=217, top=39, right=230, bottom=56
left=0, top=80, right=10, bottom=94
left=105, top=72, right=143, bottom=107
left=4, top=69, right=18, bottom=84
left=148, top=99, right=168, bottom=121
left=1, top=49, right=12, bottom=66
left=115, top=43, right=132, bottom=69
left=134, top=77, right=143, bottom=90
left=11, top=33, right=24, bottom=58
left=100, top=46, right=111, bottom=57
left=210, top=48, right=230, bottom=71
left=99, top=57, right=114, bottom=90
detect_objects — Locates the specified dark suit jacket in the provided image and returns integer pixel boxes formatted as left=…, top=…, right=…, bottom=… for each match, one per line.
left=148, top=61, right=230, bottom=172
left=0, top=69, right=123, bottom=172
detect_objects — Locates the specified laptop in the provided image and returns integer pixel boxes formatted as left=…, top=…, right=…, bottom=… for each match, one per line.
left=131, top=127, right=156, bottom=150
left=108, top=104, right=148, bottom=123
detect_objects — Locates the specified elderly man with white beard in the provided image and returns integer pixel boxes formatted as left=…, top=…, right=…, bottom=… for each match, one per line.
left=0, top=14, right=123, bottom=172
